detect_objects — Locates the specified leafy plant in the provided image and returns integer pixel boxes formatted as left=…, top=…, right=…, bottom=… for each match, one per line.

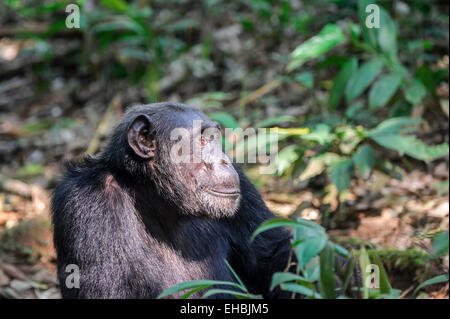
left=157, top=260, right=262, bottom=299
left=414, top=231, right=449, bottom=296
left=273, top=0, right=449, bottom=194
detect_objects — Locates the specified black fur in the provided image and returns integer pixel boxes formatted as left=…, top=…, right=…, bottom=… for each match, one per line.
left=51, top=103, right=292, bottom=299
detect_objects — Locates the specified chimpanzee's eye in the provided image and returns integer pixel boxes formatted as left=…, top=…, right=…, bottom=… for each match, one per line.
left=199, top=136, right=208, bottom=146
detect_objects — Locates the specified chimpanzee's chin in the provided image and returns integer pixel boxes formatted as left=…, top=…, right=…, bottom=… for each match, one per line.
left=200, top=193, right=240, bottom=218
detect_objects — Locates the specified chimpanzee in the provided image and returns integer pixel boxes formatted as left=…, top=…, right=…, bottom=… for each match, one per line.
left=51, top=102, right=294, bottom=299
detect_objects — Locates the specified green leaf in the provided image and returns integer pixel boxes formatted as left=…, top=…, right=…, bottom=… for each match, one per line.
left=100, top=0, right=130, bottom=12
left=181, top=285, right=210, bottom=299
left=92, top=18, right=146, bottom=37
left=301, top=124, right=333, bottom=145
left=371, top=253, right=392, bottom=294
left=333, top=243, right=349, bottom=258
left=201, top=289, right=261, bottom=299
left=330, top=159, right=354, bottom=192
left=271, top=272, right=312, bottom=291
left=329, top=58, right=358, bottom=110
left=349, top=23, right=361, bottom=44
left=358, top=0, right=398, bottom=60
left=209, top=112, right=239, bottom=129
left=224, top=259, right=247, bottom=292
left=352, top=145, right=375, bottom=179
left=276, top=145, right=300, bottom=176
left=368, top=117, right=422, bottom=136
left=413, top=274, right=449, bottom=295
left=369, top=74, right=402, bottom=109
left=294, top=72, right=314, bottom=88
left=319, top=242, right=336, bottom=299
left=359, top=246, right=371, bottom=299
left=404, top=79, right=427, bottom=105
left=298, top=153, right=343, bottom=181
left=251, top=218, right=321, bottom=242
left=293, top=220, right=329, bottom=270
left=296, top=236, right=328, bottom=270
left=377, top=7, right=398, bottom=60
left=303, top=256, right=320, bottom=282
left=287, top=24, right=347, bottom=72
left=341, top=257, right=356, bottom=295
left=156, top=280, right=242, bottom=299
left=371, top=134, right=449, bottom=162
left=345, top=58, right=384, bottom=103
left=19, top=163, right=45, bottom=178
left=430, top=231, right=449, bottom=259
left=281, top=283, right=322, bottom=299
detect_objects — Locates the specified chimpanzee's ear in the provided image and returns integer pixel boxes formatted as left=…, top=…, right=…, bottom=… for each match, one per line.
left=127, top=114, right=156, bottom=159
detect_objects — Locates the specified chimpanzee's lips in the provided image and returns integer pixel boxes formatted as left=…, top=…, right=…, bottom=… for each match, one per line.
left=207, top=188, right=241, bottom=198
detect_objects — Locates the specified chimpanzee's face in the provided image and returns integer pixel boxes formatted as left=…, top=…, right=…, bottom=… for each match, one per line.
left=127, top=105, right=241, bottom=218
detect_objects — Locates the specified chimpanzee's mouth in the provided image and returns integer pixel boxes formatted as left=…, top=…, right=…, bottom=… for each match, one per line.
left=207, top=188, right=241, bottom=198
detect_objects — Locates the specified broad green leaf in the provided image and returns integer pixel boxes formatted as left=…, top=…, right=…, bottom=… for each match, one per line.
left=377, top=7, right=398, bottom=60
left=293, top=220, right=329, bottom=270
left=352, top=145, right=375, bottom=179
left=298, top=153, right=343, bottom=181
left=404, top=79, right=427, bottom=105
left=358, top=0, right=377, bottom=48
left=371, top=135, right=449, bottom=162
left=430, top=231, right=449, bottom=259
left=319, top=242, right=336, bottom=299
left=271, top=272, right=312, bottom=291
left=346, top=58, right=384, bottom=103
left=251, top=218, right=323, bottom=241
left=209, top=112, right=239, bottom=129
left=330, top=159, right=354, bottom=192
left=296, top=235, right=328, bottom=270
left=303, top=256, right=320, bottom=282
left=358, top=0, right=398, bottom=60
left=281, top=283, right=322, bottom=299
left=301, top=124, right=333, bottom=145
left=413, top=274, right=449, bottom=295
left=329, top=58, right=358, bottom=110
left=276, top=145, right=300, bottom=176
left=369, top=74, right=402, bottom=109
left=287, top=24, right=347, bottom=72
left=368, top=117, right=422, bottom=136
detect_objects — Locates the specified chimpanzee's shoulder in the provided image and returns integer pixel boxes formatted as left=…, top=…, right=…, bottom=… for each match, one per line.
left=52, top=155, right=107, bottom=201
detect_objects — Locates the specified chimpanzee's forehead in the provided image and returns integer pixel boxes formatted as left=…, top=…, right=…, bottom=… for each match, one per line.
left=127, top=103, right=216, bottom=129
left=149, top=103, right=212, bottom=127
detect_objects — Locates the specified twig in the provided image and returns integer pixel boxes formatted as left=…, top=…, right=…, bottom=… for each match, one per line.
left=399, top=285, right=415, bottom=299
left=230, top=79, right=281, bottom=108
left=86, top=95, right=122, bottom=155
